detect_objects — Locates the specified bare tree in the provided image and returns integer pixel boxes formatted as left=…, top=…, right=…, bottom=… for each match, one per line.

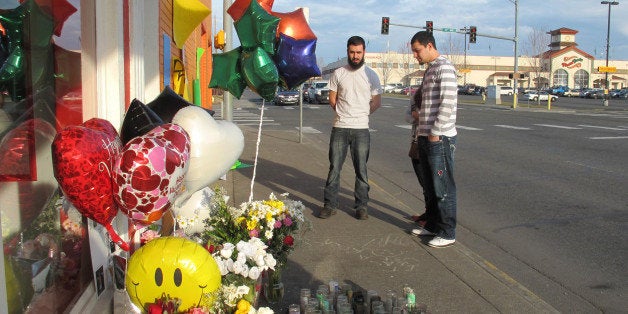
left=379, top=50, right=394, bottom=89
left=522, top=27, right=550, bottom=91
left=398, top=42, right=415, bottom=86
left=440, top=33, right=465, bottom=74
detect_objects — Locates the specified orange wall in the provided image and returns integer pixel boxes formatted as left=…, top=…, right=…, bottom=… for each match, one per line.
left=159, top=0, right=213, bottom=109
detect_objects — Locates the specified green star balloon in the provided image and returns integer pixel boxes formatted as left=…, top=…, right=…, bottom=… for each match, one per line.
left=233, top=0, right=279, bottom=56
left=240, top=46, right=278, bottom=102
left=209, top=47, right=247, bottom=99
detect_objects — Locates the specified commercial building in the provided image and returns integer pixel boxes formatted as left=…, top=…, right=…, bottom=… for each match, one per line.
left=322, top=28, right=627, bottom=91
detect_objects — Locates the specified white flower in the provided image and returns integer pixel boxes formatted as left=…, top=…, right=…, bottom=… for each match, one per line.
left=236, top=285, right=250, bottom=296
left=264, top=254, right=277, bottom=269
left=256, top=307, right=274, bottom=314
left=221, top=243, right=235, bottom=258
left=254, top=254, right=266, bottom=267
left=264, top=229, right=274, bottom=239
left=248, top=266, right=261, bottom=280
left=232, top=260, right=245, bottom=275
left=225, top=258, right=234, bottom=272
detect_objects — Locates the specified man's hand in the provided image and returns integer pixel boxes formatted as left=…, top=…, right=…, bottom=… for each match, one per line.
left=428, top=135, right=441, bottom=142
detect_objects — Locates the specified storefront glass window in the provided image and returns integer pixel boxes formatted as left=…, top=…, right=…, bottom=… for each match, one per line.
left=1, top=0, right=90, bottom=312
left=553, top=69, right=568, bottom=86
left=574, top=69, right=589, bottom=89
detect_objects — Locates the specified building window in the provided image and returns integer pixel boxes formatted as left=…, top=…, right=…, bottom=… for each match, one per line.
left=553, top=69, right=568, bottom=86
left=371, top=62, right=378, bottom=68
left=574, top=69, right=589, bottom=89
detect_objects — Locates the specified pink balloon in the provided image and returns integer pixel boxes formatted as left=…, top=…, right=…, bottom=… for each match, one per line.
left=113, top=124, right=190, bottom=227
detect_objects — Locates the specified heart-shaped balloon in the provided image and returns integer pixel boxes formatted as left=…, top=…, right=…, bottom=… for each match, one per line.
left=172, top=106, right=244, bottom=204
left=113, top=123, right=190, bottom=227
left=51, top=118, right=128, bottom=250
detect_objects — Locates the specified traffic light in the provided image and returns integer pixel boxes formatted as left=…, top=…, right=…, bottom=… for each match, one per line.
left=469, top=26, right=477, bottom=43
left=426, top=20, right=433, bottom=34
left=381, top=17, right=390, bottom=35
left=214, top=30, right=225, bottom=50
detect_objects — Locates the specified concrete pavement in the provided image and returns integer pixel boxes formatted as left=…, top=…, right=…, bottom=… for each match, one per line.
left=215, top=96, right=559, bottom=313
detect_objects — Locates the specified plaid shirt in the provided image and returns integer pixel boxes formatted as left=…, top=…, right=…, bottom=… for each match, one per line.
left=415, top=55, right=457, bottom=137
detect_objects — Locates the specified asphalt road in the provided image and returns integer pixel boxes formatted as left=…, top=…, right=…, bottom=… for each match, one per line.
left=224, top=91, right=627, bottom=312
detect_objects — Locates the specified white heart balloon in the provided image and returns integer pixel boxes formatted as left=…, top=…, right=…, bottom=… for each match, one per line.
left=172, top=106, right=244, bottom=203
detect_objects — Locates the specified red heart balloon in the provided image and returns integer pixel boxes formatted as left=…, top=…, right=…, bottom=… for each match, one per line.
left=113, top=123, right=190, bottom=227
left=52, top=118, right=129, bottom=250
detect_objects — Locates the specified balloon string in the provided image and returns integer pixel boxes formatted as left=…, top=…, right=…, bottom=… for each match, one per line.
left=249, top=99, right=265, bottom=203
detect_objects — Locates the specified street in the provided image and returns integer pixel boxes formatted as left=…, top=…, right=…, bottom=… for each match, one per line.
left=218, top=91, right=627, bottom=312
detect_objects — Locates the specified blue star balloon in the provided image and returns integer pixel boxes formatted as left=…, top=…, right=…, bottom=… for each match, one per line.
left=274, top=34, right=321, bottom=90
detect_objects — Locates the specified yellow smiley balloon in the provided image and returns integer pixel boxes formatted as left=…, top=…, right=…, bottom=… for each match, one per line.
left=125, top=237, right=221, bottom=311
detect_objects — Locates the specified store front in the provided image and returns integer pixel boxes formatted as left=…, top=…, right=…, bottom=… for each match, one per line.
left=0, top=0, right=211, bottom=312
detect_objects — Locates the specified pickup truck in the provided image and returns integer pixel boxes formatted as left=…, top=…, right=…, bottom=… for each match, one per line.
left=549, top=86, right=569, bottom=96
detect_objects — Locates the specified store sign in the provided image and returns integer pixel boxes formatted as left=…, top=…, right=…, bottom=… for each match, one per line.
left=598, top=66, right=616, bottom=73
left=561, top=56, right=583, bottom=69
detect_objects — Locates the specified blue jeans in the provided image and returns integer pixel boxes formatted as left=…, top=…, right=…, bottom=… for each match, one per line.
left=414, top=136, right=457, bottom=239
left=324, top=127, right=370, bottom=211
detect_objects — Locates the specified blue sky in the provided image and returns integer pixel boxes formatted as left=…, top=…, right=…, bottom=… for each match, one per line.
left=213, top=0, right=628, bottom=65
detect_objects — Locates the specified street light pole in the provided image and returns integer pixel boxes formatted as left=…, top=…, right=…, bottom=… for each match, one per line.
left=601, top=1, right=619, bottom=107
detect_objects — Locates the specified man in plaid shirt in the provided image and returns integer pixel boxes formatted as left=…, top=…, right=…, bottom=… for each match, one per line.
left=408, top=31, right=458, bottom=248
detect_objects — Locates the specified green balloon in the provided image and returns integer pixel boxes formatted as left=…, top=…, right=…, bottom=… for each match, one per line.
left=240, top=46, right=279, bottom=101
left=209, top=47, right=247, bottom=99
left=0, top=46, right=23, bottom=82
left=233, top=0, right=279, bottom=56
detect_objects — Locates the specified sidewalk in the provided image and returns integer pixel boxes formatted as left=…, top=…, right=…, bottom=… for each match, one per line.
left=215, top=99, right=559, bottom=313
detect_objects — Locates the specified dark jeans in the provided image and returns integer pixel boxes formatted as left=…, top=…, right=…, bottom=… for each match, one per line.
left=412, top=136, right=457, bottom=239
left=323, top=127, right=370, bottom=211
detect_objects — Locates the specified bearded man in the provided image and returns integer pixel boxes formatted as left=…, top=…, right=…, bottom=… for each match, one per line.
left=319, top=36, right=382, bottom=220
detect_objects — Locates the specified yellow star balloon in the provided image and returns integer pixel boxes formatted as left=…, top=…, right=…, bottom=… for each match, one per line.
left=173, top=0, right=211, bottom=48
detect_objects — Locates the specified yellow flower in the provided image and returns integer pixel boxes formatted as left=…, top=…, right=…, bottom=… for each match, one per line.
left=235, top=299, right=251, bottom=314
left=246, top=219, right=258, bottom=230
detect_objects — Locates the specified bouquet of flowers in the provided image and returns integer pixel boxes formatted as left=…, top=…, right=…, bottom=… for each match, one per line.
left=198, top=187, right=310, bottom=312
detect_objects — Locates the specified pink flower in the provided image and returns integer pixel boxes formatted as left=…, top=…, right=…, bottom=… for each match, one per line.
left=249, top=229, right=260, bottom=237
left=274, top=220, right=282, bottom=229
left=283, top=217, right=293, bottom=227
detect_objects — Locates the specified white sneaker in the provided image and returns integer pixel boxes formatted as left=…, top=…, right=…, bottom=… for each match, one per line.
left=411, top=227, right=435, bottom=236
left=427, top=236, right=455, bottom=248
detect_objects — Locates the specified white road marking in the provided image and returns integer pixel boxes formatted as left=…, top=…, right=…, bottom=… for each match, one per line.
left=396, top=125, right=412, bottom=129
left=589, top=136, right=628, bottom=140
left=534, top=124, right=582, bottom=129
left=457, top=125, right=483, bottom=130
left=494, top=125, right=532, bottom=130
left=578, top=125, right=627, bottom=131
left=296, top=127, right=322, bottom=134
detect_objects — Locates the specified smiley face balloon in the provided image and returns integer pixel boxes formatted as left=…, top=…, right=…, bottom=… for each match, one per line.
left=125, top=237, right=221, bottom=311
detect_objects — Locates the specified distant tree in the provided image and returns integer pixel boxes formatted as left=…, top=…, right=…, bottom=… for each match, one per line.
left=398, top=42, right=415, bottom=86
left=522, top=27, right=550, bottom=91
left=379, top=50, right=394, bottom=89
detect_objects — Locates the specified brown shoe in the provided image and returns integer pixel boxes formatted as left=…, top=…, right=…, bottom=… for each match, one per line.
left=318, top=207, right=337, bottom=219
left=355, top=208, right=369, bottom=220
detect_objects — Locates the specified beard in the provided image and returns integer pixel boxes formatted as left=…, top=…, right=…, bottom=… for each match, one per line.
left=348, top=56, right=365, bottom=69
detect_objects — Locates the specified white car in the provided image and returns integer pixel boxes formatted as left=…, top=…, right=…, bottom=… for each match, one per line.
left=499, top=86, right=514, bottom=96
left=524, top=91, right=558, bottom=102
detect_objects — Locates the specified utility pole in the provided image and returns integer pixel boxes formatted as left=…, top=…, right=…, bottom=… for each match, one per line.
left=222, top=0, right=233, bottom=121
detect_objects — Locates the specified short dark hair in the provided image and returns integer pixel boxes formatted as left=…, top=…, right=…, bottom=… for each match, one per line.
left=347, top=36, right=366, bottom=49
left=411, top=31, right=436, bottom=50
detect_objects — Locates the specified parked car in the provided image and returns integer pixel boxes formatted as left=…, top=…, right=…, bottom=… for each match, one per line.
left=563, top=88, right=582, bottom=97
left=308, top=80, right=330, bottom=104
left=393, top=85, right=406, bottom=93
left=549, top=85, right=569, bottom=96
left=579, top=88, right=595, bottom=98
left=403, top=85, right=420, bottom=95
left=523, top=91, right=558, bottom=102
left=383, top=83, right=403, bottom=93
left=586, top=89, right=606, bottom=99
left=273, top=87, right=300, bottom=105
left=499, top=86, right=514, bottom=96
left=615, top=89, right=628, bottom=99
